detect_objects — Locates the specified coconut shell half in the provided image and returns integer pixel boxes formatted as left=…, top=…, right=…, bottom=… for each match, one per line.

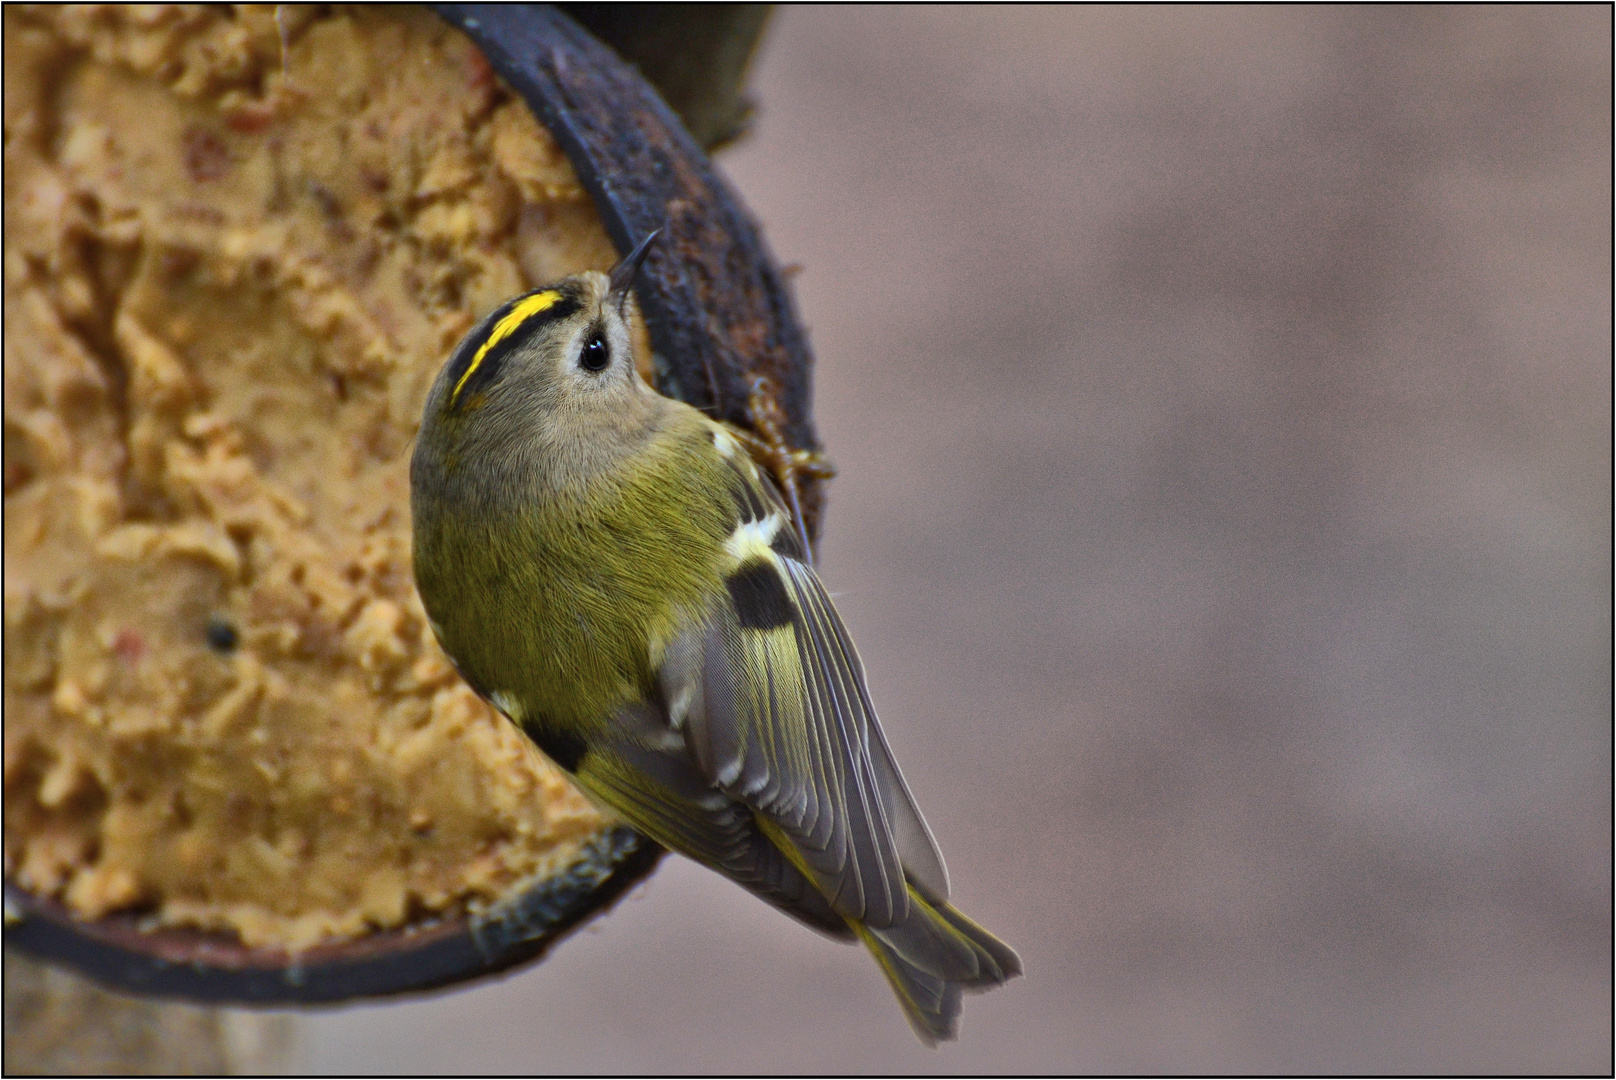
left=3, top=3, right=820, bottom=1003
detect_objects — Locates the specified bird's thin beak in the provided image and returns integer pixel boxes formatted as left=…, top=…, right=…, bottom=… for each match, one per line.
left=608, top=227, right=662, bottom=310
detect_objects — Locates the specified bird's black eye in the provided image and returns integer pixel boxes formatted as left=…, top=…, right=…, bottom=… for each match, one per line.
left=579, top=331, right=610, bottom=373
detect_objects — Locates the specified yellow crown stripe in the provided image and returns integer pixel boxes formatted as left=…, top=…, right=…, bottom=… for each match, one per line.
left=450, top=289, right=562, bottom=405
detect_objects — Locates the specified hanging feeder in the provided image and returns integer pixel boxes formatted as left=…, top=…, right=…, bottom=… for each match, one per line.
left=3, top=3, right=822, bottom=1003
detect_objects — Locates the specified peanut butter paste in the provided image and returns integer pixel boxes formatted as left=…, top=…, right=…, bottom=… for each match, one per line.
left=4, top=5, right=622, bottom=950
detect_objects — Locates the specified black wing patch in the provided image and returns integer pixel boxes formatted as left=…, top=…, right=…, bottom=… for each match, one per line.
left=526, top=721, right=589, bottom=773
left=726, top=559, right=795, bottom=630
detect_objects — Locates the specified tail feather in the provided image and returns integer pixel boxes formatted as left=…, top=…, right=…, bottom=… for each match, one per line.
left=932, top=899, right=1024, bottom=987
left=751, top=811, right=1019, bottom=1042
left=856, top=883, right=1021, bottom=1044
left=854, top=921, right=962, bottom=1046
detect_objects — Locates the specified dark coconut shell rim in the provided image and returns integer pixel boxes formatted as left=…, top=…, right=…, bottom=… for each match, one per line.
left=3, top=2, right=822, bottom=1005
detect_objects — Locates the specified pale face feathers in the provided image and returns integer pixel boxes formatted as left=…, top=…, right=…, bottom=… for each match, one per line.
left=415, top=270, right=672, bottom=502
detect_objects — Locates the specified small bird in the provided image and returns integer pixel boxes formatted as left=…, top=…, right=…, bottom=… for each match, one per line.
left=410, top=234, right=1020, bottom=1043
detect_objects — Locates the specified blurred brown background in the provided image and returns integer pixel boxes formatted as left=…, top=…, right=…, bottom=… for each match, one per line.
left=296, top=6, right=1611, bottom=1072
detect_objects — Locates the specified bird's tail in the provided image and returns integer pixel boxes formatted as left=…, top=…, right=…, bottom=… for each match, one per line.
left=852, top=885, right=1022, bottom=1045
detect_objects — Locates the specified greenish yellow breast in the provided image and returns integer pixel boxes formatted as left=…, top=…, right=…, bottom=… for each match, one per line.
left=417, top=417, right=734, bottom=733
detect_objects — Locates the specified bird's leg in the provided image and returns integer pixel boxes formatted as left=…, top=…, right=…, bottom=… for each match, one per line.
left=725, top=375, right=835, bottom=562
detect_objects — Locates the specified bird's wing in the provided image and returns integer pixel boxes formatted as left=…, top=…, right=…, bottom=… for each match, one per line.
left=665, top=450, right=951, bottom=929
left=573, top=705, right=853, bottom=938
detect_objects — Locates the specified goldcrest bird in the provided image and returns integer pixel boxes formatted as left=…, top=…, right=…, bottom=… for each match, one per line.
left=410, top=235, right=1020, bottom=1043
